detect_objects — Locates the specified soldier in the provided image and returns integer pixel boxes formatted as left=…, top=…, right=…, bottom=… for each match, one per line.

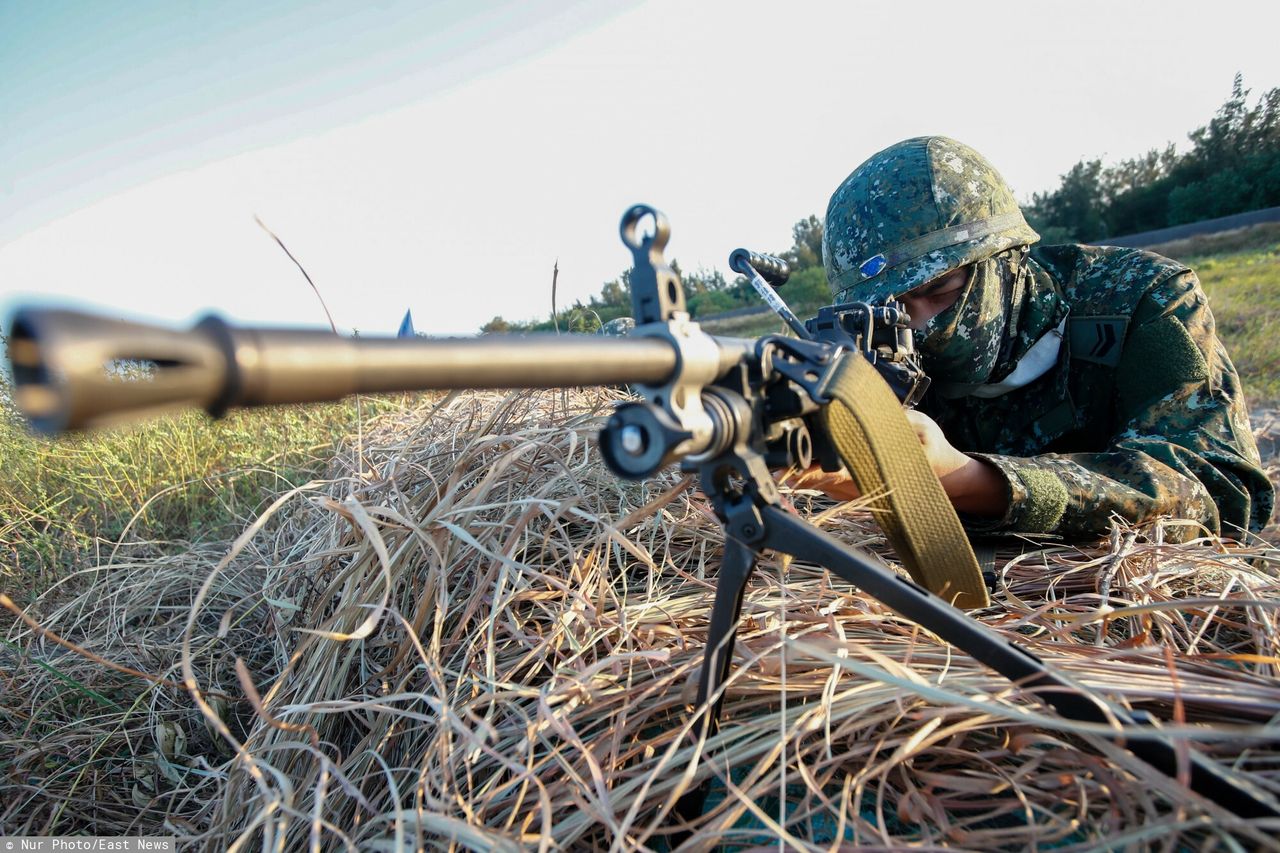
left=597, top=316, right=636, bottom=337
left=806, top=136, right=1273, bottom=542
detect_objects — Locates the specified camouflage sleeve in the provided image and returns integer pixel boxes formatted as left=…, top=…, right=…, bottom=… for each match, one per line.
left=966, top=270, right=1274, bottom=541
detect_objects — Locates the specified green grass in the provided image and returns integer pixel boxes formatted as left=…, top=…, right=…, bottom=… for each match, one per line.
left=0, top=395, right=394, bottom=596
left=1154, top=223, right=1280, bottom=405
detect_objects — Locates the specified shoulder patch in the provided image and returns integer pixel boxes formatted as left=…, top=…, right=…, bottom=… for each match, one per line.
left=1069, top=316, right=1129, bottom=367
left=1115, top=315, right=1210, bottom=412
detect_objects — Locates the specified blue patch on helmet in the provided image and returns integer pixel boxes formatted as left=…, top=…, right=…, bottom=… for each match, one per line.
left=859, top=254, right=887, bottom=278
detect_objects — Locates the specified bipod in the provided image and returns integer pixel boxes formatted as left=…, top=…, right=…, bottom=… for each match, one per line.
left=669, top=466, right=1280, bottom=843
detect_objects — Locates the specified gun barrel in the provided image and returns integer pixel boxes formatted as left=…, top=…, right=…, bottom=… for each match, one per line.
left=9, top=308, right=748, bottom=434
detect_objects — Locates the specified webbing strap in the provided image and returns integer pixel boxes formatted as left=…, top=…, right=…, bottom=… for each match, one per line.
left=818, top=353, right=989, bottom=609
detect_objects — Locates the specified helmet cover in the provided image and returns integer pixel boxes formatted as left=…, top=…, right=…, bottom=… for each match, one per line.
left=823, top=136, right=1039, bottom=304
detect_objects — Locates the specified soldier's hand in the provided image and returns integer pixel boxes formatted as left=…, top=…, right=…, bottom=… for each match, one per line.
left=786, top=411, right=1008, bottom=517
left=784, top=412, right=969, bottom=501
left=903, top=409, right=972, bottom=479
left=773, top=412, right=962, bottom=502
left=781, top=465, right=861, bottom=501
left=905, top=410, right=1009, bottom=517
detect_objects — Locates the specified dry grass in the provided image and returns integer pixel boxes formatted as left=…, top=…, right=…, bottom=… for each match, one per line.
left=4, top=390, right=1280, bottom=850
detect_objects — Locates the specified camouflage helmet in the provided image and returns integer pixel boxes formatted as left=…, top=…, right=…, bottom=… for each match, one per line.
left=823, top=137, right=1039, bottom=304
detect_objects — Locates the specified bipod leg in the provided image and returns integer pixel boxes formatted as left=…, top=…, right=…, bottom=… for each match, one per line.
left=671, top=534, right=757, bottom=835
left=757, top=504, right=1280, bottom=820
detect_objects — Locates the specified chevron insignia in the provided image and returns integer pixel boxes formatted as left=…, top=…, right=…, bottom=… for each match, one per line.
left=1068, top=316, right=1129, bottom=367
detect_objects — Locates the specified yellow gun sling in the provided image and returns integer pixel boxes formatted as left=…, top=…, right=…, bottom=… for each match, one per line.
left=818, top=353, right=989, bottom=609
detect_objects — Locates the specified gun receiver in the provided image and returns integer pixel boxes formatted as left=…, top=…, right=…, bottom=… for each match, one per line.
left=728, top=245, right=930, bottom=409
left=805, top=300, right=931, bottom=408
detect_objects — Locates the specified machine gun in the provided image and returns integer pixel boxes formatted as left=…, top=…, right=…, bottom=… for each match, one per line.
left=7, top=205, right=1277, bottom=825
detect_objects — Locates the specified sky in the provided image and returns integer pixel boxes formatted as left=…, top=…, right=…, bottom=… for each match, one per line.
left=3, top=0, right=1279, bottom=336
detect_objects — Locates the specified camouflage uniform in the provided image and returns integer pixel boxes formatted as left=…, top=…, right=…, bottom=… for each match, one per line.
left=922, top=246, right=1272, bottom=540
left=824, top=136, right=1274, bottom=541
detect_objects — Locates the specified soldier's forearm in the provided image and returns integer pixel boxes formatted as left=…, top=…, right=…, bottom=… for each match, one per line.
left=940, top=457, right=1009, bottom=518
left=961, top=450, right=1221, bottom=539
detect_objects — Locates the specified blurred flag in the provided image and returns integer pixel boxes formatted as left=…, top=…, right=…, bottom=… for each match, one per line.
left=397, top=309, right=415, bottom=338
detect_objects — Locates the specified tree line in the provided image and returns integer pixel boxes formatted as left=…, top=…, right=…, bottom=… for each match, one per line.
left=1025, top=74, right=1280, bottom=243
left=480, top=215, right=831, bottom=334
left=484, top=75, right=1278, bottom=333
